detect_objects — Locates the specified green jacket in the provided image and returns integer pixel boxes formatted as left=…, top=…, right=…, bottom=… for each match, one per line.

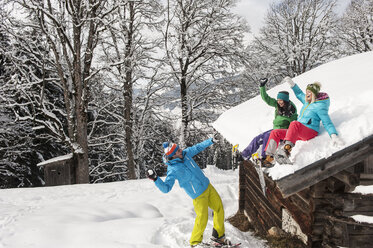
left=260, top=86, right=298, bottom=129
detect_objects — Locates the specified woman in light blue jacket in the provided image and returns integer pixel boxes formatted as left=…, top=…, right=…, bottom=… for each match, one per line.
left=263, top=77, right=343, bottom=166
left=146, top=138, right=231, bottom=247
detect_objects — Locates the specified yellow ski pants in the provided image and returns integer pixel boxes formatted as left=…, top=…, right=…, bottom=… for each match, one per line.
left=190, top=183, right=225, bottom=245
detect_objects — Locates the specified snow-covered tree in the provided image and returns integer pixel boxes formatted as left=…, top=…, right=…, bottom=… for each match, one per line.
left=3, top=0, right=115, bottom=184
left=338, top=0, right=373, bottom=54
left=94, top=0, right=166, bottom=180
left=163, top=0, right=249, bottom=146
left=246, top=0, right=339, bottom=81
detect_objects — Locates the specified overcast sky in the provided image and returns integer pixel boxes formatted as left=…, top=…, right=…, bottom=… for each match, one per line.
left=232, top=0, right=352, bottom=43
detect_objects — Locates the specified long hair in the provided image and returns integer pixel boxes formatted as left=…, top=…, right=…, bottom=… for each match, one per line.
left=305, top=82, right=321, bottom=103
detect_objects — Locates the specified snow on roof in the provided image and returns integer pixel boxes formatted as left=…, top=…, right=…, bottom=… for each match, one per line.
left=213, top=51, right=373, bottom=180
left=37, top=153, right=73, bottom=167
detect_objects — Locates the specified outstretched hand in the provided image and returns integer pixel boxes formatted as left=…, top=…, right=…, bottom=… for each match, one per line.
left=146, top=169, right=158, bottom=181
left=282, top=76, right=295, bottom=87
left=331, top=134, right=344, bottom=147
left=211, top=131, right=219, bottom=143
left=259, top=78, right=268, bottom=87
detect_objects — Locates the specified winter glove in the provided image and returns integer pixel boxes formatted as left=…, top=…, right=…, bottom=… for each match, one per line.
left=259, top=78, right=268, bottom=87
left=146, top=169, right=158, bottom=181
left=282, top=76, right=295, bottom=87
left=331, top=134, right=344, bottom=147
left=211, top=131, right=219, bottom=143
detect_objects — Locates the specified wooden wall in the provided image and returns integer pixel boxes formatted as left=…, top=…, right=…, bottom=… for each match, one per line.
left=239, top=161, right=313, bottom=241
left=238, top=160, right=373, bottom=247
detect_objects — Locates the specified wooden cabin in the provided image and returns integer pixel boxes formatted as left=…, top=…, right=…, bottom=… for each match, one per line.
left=236, top=134, right=373, bottom=247
left=37, top=154, right=76, bottom=186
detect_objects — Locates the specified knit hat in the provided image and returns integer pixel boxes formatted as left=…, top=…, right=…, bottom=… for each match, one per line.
left=277, top=91, right=289, bottom=102
left=306, top=82, right=321, bottom=96
left=163, top=142, right=179, bottom=158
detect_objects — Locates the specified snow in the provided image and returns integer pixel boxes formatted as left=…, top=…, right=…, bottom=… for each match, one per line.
left=352, top=185, right=373, bottom=195
left=0, top=166, right=268, bottom=248
left=213, top=51, right=373, bottom=180
left=351, top=215, right=373, bottom=224
left=37, top=153, right=73, bottom=167
left=350, top=186, right=373, bottom=224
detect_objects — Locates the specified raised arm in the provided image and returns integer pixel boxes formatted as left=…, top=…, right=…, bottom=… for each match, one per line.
left=184, top=138, right=214, bottom=158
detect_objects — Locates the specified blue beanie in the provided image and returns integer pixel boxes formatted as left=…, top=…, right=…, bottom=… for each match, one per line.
left=277, top=91, right=289, bottom=102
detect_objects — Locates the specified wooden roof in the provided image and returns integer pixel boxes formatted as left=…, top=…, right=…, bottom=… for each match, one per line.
left=276, top=134, right=373, bottom=198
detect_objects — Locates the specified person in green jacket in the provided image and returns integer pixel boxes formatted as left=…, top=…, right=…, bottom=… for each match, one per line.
left=241, top=78, right=298, bottom=166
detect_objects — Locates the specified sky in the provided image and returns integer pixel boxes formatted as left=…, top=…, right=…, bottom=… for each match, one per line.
left=232, top=0, right=352, bottom=42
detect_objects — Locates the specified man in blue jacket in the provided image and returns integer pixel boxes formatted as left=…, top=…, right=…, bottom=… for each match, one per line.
left=147, top=138, right=231, bottom=247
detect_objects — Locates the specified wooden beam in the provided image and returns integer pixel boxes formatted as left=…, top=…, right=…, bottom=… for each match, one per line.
left=332, top=170, right=360, bottom=192
left=276, top=135, right=373, bottom=197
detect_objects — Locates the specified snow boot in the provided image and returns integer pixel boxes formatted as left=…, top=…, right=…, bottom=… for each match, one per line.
left=211, top=235, right=232, bottom=246
left=251, top=152, right=260, bottom=164
left=275, top=142, right=294, bottom=164
left=261, top=155, right=275, bottom=168
left=277, top=142, right=293, bottom=157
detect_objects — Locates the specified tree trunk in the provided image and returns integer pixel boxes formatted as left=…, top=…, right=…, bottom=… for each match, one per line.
left=124, top=2, right=136, bottom=180
left=180, top=78, right=188, bottom=147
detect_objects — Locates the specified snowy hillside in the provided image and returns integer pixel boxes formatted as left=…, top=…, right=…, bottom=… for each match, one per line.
left=0, top=166, right=268, bottom=248
left=213, top=51, right=373, bottom=180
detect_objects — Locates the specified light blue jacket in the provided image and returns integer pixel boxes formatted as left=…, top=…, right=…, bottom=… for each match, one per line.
left=154, top=138, right=213, bottom=199
left=292, top=84, right=337, bottom=136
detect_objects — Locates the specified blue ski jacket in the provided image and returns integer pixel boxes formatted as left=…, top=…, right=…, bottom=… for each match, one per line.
left=292, top=84, right=337, bottom=136
left=154, top=138, right=213, bottom=199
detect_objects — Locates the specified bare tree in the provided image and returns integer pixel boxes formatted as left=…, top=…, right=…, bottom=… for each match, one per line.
left=247, top=0, right=339, bottom=80
left=163, top=0, right=249, bottom=146
left=338, top=0, right=373, bottom=54
left=96, top=0, right=165, bottom=179
left=4, top=0, right=115, bottom=183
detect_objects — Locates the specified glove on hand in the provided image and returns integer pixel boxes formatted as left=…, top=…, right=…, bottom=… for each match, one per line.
left=331, top=134, right=344, bottom=147
left=282, top=76, right=295, bottom=87
left=259, top=78, right=268, bottom=87
left=146, top=169, right=158, bottom=181
left=211, top=132, right=219, bottom=143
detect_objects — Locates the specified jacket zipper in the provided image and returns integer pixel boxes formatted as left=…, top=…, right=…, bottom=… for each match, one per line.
left=186, top=156, right=199, bottom=194
left=300, top=103, right=310, bottom=119
left=190, top=182, right=196, bottom=193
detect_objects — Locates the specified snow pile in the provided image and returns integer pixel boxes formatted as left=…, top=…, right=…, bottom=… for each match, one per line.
left=213, top=51, right=373, bottom=180
left=352, top=185, right=373, bottom=195
left=0, top=166, right=268, bottom=248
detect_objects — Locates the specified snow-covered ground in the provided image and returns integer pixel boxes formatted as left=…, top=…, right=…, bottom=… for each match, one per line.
left=0, top=166, right=268, bottom=248
left=213, top=51, right=373, bottom=180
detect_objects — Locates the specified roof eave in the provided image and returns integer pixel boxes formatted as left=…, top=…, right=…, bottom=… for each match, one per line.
left=276, top=134, right=373, bottom=198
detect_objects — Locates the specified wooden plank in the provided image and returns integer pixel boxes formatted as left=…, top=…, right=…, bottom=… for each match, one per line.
left=343, top=197, right=373, bottom=212
left=288, top=193, right=312, bottom=214
left=244, top=201, right=267, bottom=234
left=242, top=162, right=282, bottom=218
left=332, top=170, right=360, bottom=192
left=238, top=163, right=246, bottom=211
left=271, top=185, right=313, bottom=235
left=349, top=234, right=373, bottom=248
left=277, top=135, right=373, bottom=197
left=243, top=190, right=272, bottom=234
left=243, top=175, right=282, bottom=222
left=326, top=177, right=346, bottom=193
left=347, top=224, right=373, bottom=235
